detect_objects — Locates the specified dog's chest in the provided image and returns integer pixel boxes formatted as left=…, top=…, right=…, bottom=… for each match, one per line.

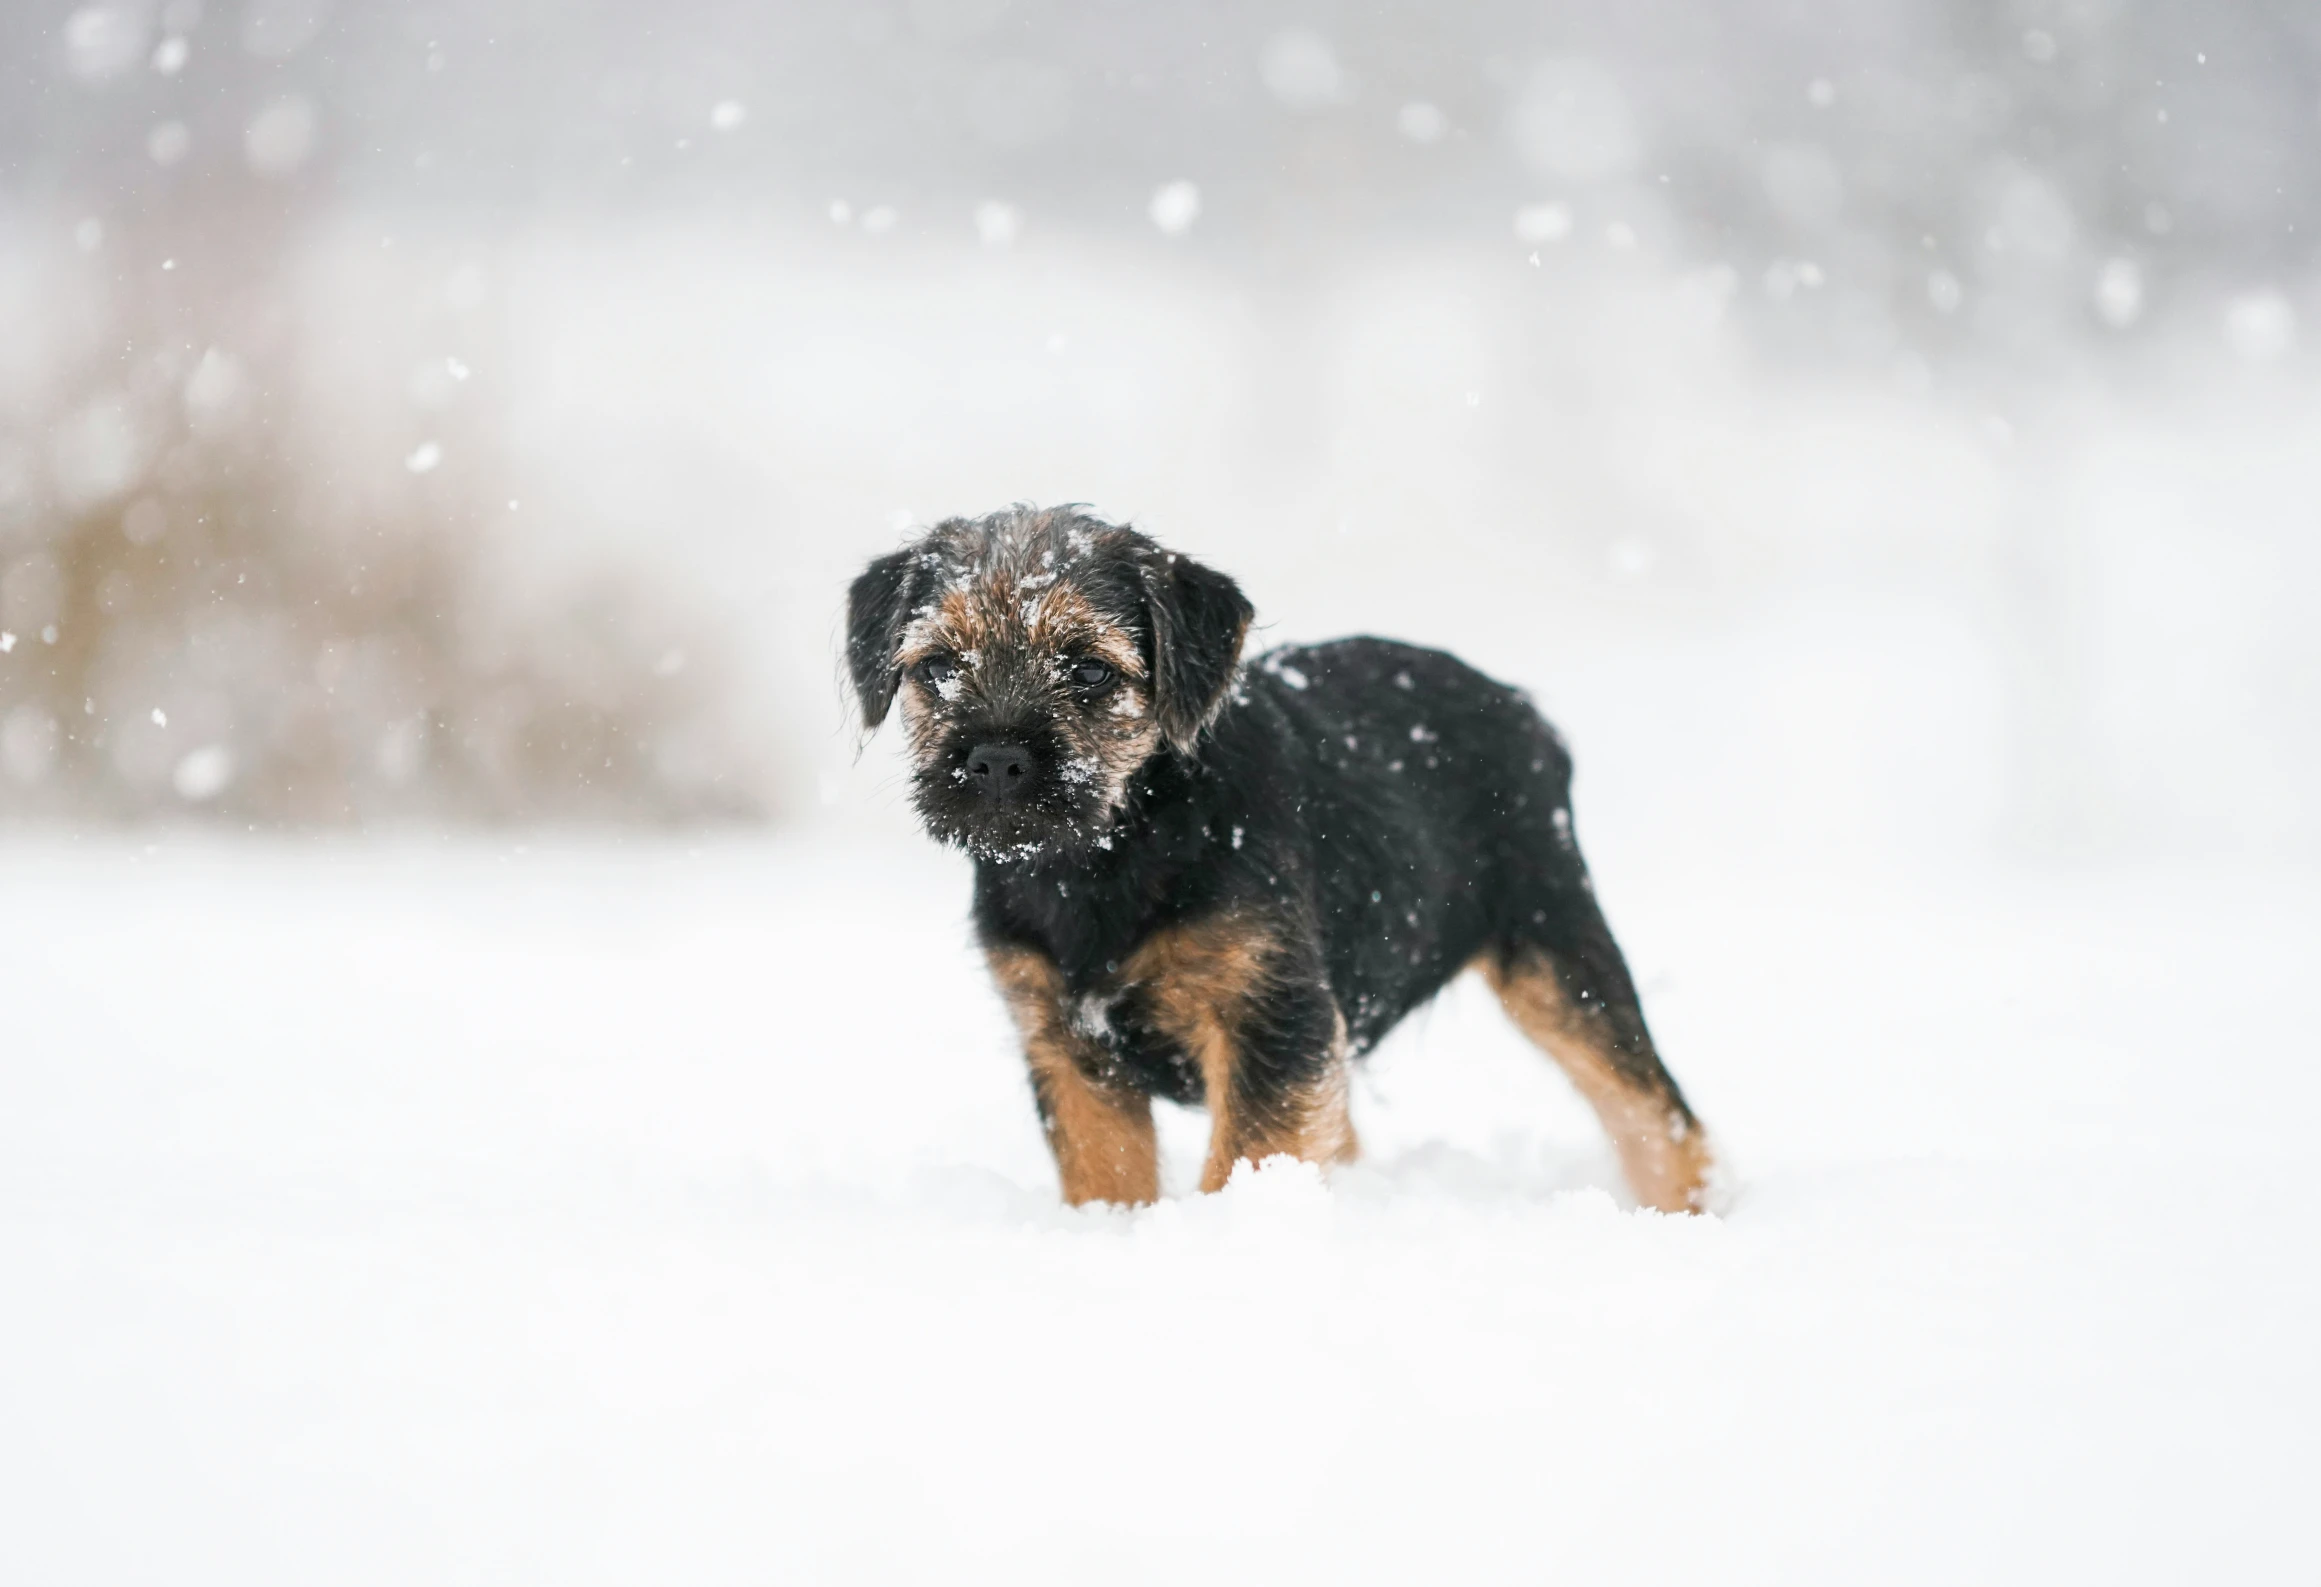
left=1062, top=969, right=1205, bottom=1103
left=1066, top=983, right=1128, bottom=1047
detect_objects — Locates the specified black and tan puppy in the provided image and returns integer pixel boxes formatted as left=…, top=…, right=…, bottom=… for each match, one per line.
left=848, top=504, right=1717, bottom=1212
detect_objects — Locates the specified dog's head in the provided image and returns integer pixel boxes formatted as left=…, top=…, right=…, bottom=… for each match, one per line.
left=847, top=505, right=1251, bottom=862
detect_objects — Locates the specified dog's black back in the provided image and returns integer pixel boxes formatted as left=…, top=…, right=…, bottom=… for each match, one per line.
left=1242, top=637, right=1586, bottom=1052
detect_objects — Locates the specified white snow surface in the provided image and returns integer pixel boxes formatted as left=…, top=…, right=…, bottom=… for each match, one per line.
left=2, top=838, right=2315, bottom=1584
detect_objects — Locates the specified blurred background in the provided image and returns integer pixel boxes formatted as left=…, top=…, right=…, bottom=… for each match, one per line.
left=3, top=0, right=2316, bottom=867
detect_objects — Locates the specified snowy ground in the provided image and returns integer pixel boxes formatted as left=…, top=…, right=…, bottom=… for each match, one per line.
left=2, top=836, right=2315, bottom=1584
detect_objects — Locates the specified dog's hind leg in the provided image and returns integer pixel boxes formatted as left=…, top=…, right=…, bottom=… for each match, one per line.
left=1477, top=893, right=1717, bottom=1214
left=987, top=945, right=1158, bottom=1206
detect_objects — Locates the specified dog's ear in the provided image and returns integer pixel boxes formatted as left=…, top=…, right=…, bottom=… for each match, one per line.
left=847, top=547, right=925, bottom=731
left=1140, top=551, right=1253, bottom=756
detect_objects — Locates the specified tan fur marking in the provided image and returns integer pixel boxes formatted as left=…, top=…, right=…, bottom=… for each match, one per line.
left=1477, top=951, right=1715, bottom=1213
left=1124, top=918, right=1358, bottom=1193
left=1023, top=584, right=1148, bottom=690
left=903, top=582, right=1147, bottom=682
left=987, top=945, right=1157, bottom=1206
left=1022, top=583, right=1104, bottom=660
left=1079, top=622, right=1147, bottom=680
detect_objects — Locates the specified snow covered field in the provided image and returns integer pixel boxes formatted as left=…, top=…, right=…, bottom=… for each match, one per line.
left=3, top=836, right=2313, bottom=1584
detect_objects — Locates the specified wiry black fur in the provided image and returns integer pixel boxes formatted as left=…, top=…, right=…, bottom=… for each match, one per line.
left=848, top=506, right=1700, bottom=1162
left=846, top=547, right=921, bottom=732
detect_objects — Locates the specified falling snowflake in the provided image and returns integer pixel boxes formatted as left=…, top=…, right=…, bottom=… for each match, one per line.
left=1149, top=181, right=1200, bottom=237
left=974, top=201, right=1022, bottom=247
left=172, top=745, right=234, bottom=801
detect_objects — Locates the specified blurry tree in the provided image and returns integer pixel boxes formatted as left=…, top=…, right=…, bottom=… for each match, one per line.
left=0, top=0, right=775, bottom=823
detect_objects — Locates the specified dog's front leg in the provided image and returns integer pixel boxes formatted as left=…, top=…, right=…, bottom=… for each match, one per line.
left=1117, top=916, right=1359, bottom=1193
left=985, top=944, right=1158, bottom=1206
left=1187, top=976, right=1358, bottom=1194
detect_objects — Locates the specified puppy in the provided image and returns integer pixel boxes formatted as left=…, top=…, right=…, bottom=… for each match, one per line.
left=848, top=504, right=1716, bottom=1211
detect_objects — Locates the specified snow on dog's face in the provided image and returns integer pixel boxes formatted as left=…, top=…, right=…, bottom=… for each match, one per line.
left=847, top=505, right=1251, bottom=863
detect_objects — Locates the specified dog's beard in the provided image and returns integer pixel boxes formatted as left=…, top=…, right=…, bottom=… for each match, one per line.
left=907, top=739, right=1139, bottom=864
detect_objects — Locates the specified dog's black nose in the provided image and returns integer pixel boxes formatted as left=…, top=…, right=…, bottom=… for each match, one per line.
left=965, top=742, right=1036, bottom=802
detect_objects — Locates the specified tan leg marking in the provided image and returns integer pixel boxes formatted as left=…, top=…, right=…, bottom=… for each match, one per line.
left=1124, top=919, right=1358, bottom=1193
left=1477, top=950, right=1716, bottom=1213
left=986, top=945, right=1157, bottom=1207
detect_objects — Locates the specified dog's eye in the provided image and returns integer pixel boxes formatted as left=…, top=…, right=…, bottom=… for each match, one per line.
left=1067, top=657, right=1115, bottom=692
left=915, top=654, right=958, bottom=689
